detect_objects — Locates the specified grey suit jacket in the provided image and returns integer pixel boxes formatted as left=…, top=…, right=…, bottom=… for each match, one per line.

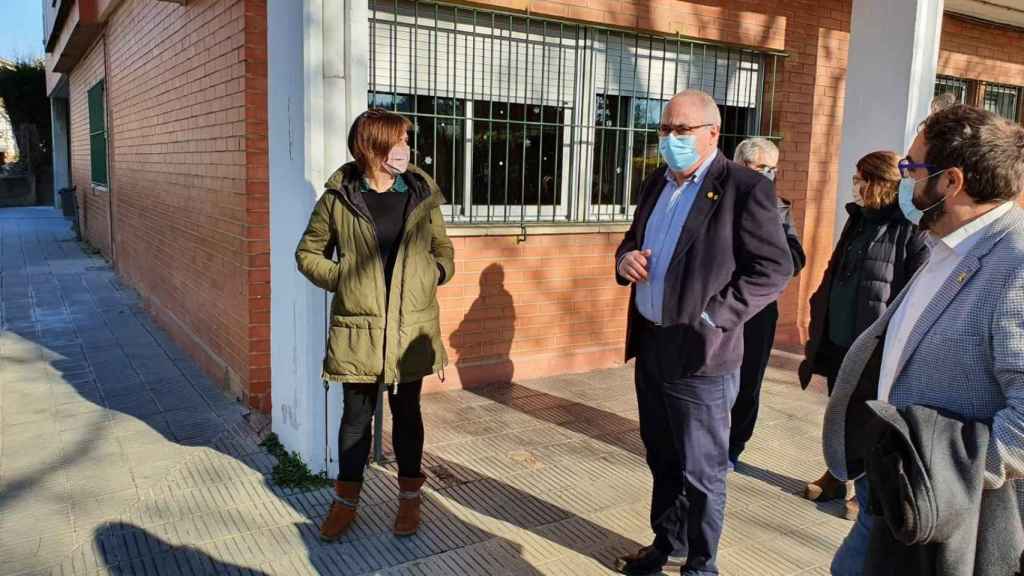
left=824, top=205, right=1024, bottom=517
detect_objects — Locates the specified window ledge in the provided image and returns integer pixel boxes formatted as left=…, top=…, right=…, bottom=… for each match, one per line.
left=447, top=222, right=630, bottom=237
left=90, top=184, right=109, bottom=192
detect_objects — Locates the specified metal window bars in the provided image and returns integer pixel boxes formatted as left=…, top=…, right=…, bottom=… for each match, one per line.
left=934, top=76, right=969, bottom=104
left=368, top=0, right=784, bottom=225
left=983, top=82, right=1021, bottom=123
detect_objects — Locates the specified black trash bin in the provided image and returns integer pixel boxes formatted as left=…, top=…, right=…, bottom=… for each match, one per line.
left=58, top=187, right=80, bottom=239
left=59, top=187, right=74, bottom=218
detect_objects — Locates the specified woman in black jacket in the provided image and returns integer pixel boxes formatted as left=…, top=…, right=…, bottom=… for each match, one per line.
left=798, top=150, right=928, bottom=515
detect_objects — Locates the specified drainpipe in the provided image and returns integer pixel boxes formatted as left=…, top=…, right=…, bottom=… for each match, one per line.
left=102, top=35, right=117, bottom=268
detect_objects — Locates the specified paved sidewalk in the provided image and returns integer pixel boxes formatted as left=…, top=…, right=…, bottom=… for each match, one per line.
left=1, top=207, right=850, bottom=575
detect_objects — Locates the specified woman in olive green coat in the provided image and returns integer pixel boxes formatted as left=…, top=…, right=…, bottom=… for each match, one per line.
left=295, top=109, right=454, bottom=542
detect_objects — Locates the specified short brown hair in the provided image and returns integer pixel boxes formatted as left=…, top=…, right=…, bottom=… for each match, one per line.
left=347, top=109, right=412, bottom=172
left=856, top=150, right=901, bottom=210
left=921, top=104, right=1024, bottom=203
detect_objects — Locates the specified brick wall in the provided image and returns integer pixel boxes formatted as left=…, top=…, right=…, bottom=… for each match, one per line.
left=939, top=14, right=1024, bottom=87
left=427, top=232, right=629, bottom=391
left=68, top=38, right=111, bottom=257
left=63, top=0, right=1024, bottom=405
left=247, top=3, right=1024, bottom=403
left=448, top=4, right=1024, bottom=364
left=243, top=0, right=270, bottom=411
left=776, top=3, right=851, bottom=348
left=66, top=0, right=270, bottom=410
left=431, top=0, right=853, bottom=379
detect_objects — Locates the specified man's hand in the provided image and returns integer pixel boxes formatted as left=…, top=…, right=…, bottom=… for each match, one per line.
left=618, top=249, right=653, bottom=284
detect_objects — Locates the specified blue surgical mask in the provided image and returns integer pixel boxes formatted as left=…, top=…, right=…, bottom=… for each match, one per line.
left=898, top=170, right=948, bottom=225
left=659, top=135, right=700, bottom=173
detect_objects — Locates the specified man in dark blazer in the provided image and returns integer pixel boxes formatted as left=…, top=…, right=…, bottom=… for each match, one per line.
left=613, top=90, right=793, bottom=576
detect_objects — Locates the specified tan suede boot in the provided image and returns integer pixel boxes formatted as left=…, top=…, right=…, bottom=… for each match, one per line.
left=320, top=481, right=361, bottom=542
left=394, top=476, right=426, bottom=537
left=803, top=470, right=849, bottom=502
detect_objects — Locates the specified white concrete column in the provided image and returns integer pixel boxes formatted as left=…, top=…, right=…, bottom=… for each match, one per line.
left=50, top=97, right=71, bottom=209
left=269, top=0, right=369, bottom=476
left=834, top=0, right=944, bottom=236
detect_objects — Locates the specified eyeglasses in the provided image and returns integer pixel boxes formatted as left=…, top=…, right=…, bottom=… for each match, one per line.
left=658, top=123, right=713, bottom=137
left=898, top=157, right=936, bottom=179
left=747, top=165, right=777, bottom=176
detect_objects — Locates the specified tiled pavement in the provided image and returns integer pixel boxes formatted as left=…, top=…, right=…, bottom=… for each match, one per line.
left=0, top=207, right=850, bottom=575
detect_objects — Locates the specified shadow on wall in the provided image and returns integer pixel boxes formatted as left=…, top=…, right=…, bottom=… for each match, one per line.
left=450, top=263, right=516, bottom=389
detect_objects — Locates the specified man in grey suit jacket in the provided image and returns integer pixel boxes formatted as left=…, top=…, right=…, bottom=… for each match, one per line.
left=822, top=104, right=1024, bottom=575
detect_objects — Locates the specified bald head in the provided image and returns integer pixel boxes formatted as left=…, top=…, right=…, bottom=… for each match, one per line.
left=665, top=90, right=722, bottom=127
left=659, top=90, right=722, bottom=179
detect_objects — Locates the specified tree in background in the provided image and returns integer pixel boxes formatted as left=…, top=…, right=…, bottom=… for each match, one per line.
left=0, top=59, right=54, bottom=206
left=0, top=59, right=52, bottom=173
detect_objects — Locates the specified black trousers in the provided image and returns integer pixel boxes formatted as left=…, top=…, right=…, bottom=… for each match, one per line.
left=636, top=326, right=740, bottom=575
left=728, top=302, right=779, bottom=462
left=337, top=380, right=424, bottom=482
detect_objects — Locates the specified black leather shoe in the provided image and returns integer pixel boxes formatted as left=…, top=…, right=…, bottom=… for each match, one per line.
left=614, top=545, right=669, bottom=575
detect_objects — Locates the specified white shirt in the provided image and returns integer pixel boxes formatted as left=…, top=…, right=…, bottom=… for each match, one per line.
left=877, top=202, right=1014, bottom=402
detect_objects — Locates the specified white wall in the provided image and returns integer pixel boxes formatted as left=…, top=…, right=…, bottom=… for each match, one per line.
left=50, top=98, right=71, bottom=209
left=835, top=0, right=944, bottom=236
left=268, top=0, right=368, bottom=476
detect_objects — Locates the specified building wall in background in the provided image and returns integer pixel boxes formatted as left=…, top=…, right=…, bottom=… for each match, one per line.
left=63, top=0, right=270, bottom=410
left=68, top=38, right=109, bottom=256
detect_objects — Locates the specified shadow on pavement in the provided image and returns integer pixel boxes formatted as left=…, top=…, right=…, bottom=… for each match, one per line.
left=94, top=521, right=272, bottom=576
left=2, top=216, right=645, bottom=574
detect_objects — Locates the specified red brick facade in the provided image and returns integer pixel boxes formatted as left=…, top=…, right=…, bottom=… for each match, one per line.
left=940, top=15, right=1024, bottom=88
left=428, top=0, right=857, bottom=394
left=425, top=2, right=1024, bottom=392
left=937, top=15, right=1024, bottom=212
left=435, top=232, right=630, bottom=391
left=69, top=38, right=110, bottom=257
left=64, top=0, right=270, bottom=410
left=243, top=0, right=270, bottom=410
left=60, top=0, right=1024, bottom=405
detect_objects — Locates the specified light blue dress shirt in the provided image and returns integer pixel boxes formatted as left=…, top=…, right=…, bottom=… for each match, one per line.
left=636, top=150, right=718, bottom=325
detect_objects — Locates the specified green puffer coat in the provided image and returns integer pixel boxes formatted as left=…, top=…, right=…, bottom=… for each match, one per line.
left=295, top=162, right=455, bottom=386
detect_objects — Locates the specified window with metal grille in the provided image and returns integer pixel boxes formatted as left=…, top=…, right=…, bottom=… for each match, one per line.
left=983, top=83, right=1021, bottom=122
left=87, top=80, right=108, bottom=186
left=368, top=0, right=783, bottom=224
left=934, top=76, right=968, bottom=104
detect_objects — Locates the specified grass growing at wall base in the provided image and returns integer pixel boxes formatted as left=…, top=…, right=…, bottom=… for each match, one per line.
left=259, top=433, right=333, bottom=490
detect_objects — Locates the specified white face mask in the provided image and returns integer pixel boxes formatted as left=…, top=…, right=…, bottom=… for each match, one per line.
left=384, top=143, right=410, bottom=175
left=898, top=169, right=948, bottom=225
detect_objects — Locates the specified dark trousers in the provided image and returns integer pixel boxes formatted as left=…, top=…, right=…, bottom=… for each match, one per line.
left=729, top=302, right=779, bottom=461
left=636, top=331, right=740, bottom=575
left=337, top=380, right=424, bottom=482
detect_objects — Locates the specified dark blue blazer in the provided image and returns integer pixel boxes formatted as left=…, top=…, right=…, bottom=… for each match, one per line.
left=615, top=153, right=793, bottom=379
